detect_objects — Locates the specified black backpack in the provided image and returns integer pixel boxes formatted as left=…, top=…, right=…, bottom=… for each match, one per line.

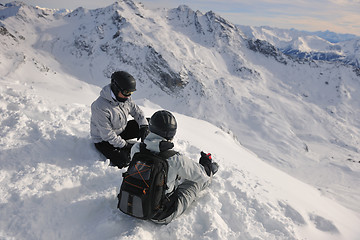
left=117, top=143, right=177, bottom=220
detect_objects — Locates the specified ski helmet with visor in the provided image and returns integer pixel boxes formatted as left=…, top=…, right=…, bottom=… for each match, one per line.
left=110, top=71, right=136, bottom=97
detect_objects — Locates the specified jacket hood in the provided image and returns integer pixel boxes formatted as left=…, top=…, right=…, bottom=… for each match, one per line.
left=100, top=84, right=130, bottom=104
left=144, top=132, right=170, bottom=152
left=100, top=84, right=117, bottom=104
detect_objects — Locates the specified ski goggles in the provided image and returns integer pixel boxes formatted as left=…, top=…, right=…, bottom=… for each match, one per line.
left=121, top=89, right=134, bottom=97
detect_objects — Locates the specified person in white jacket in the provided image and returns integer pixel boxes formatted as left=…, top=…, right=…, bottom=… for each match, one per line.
left=131, top=110, right=219, bottom=224
left=90, top=71, right=149, bottom=168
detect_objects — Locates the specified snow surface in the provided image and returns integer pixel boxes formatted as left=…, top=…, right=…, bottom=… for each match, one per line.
left=1, top=77, right=360, bottom=239
left=1, top=1, right=360, bottom=239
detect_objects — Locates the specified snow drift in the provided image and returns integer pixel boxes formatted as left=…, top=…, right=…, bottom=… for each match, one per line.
left=1, top=85, right=359, bottom=239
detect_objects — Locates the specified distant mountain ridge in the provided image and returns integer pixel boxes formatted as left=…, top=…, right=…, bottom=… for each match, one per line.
left=238, top=25, right=360, bottom=68
left=303, top=30, right=358, bottom=43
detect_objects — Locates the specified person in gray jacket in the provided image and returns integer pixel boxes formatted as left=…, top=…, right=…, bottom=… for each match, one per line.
left=131, top=110, right=219, bottom=224
left=91, top=71, right=149, bottom=168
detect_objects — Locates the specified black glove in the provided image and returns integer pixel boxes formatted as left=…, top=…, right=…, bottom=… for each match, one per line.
left=122, top=141, right=134, bottom=151
left=119, top=141, right=135, bottom=167
left=138, top=125, right=150, bottom=142
left=199, top=151, right=219, bottom=176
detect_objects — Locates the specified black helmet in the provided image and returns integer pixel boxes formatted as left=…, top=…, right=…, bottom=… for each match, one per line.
left=149, top=110, right=177, bottom=140
left=111, top=71, right=136, bottom=97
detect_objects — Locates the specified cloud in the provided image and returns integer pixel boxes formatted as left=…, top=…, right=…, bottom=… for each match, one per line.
left=222, top=10, right=360, bottom=35
left=198, top=0, right=360, bottom=35
left=329, top=0, right=360, bottom=4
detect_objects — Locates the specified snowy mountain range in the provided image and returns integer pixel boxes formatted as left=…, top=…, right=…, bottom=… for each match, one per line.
left=1, top=1, right=360, bottom=239
left=238, top=25, right=360, bottom=68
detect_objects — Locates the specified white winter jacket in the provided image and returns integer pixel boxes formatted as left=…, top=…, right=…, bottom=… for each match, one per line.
left=90, top=84, right=148, bottom=148
left=131, top=132, right=211, bottom=195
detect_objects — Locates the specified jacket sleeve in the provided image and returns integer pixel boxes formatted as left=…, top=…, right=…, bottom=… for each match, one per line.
left=129, top=100, right=148, bottom=126
left=91, top=103, right=126, bottom=148
left=171, top=154, right=211, bottom=187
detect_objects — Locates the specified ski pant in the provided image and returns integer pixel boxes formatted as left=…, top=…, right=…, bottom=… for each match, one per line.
left=151, top=179, right=211, bottom=225
left=94, top=120, right=140, bottom=168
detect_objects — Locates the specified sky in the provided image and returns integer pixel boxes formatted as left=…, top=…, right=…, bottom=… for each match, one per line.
left=1, top=0, right=360, bottom=35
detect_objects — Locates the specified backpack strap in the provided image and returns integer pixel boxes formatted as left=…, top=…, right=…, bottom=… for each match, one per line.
left=159, top=149, right=178, bottom=159
left=138, top=142, right=177, bottom=199
left=139, top=143, right=178, bottom=160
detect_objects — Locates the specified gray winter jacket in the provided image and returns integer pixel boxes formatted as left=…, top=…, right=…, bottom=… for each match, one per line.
left=130, top=132, right=211, bottom=195
left=90, top=84, right=148, bottom=148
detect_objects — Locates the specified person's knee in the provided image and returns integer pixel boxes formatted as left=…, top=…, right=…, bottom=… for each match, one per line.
left=175, top=181, right=202, bottom=215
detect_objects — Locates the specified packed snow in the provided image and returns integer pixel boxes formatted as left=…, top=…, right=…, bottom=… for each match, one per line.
left=1, top=1, right=360, bottom=239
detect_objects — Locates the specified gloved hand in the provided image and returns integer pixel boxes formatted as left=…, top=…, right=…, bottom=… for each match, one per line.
left=122, top=141, right=134, bottom=151
left=120, top=141, right=135, bottom=166
left=199, top=151, right=219, bottom=176
left=138, top=125, right=150, bottom=142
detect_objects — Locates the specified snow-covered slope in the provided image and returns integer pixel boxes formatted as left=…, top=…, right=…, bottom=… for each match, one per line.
left=238, top=25, right=360, bottom=67
left=1, top=1, right=360, bottom=238
left=1, top=68, right=360, bottom=239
